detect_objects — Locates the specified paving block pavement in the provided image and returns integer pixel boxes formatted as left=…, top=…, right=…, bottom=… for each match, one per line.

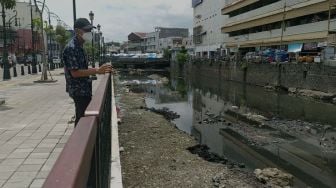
left=0, top=69, right=101, bottom=188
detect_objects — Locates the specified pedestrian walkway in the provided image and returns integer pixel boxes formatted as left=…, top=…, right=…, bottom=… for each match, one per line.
left=0, top=64, right=40, bottom=82
left=0, top=69, right=99, bottom=188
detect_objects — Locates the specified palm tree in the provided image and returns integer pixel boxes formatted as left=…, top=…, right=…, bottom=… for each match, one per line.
left=1, top=0, right=16, bottom=80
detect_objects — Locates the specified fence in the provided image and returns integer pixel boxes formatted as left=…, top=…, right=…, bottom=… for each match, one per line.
left=43, top=74, right=112, bottom=188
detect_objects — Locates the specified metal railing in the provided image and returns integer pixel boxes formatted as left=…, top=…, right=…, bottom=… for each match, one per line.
left=43, top=74, right=112, bottom=188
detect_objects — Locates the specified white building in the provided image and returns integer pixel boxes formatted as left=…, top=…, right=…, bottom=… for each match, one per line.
left=144, top=31, right=157, bottom=52
left=0, top=2, right=40, bottom=30
left=144, top=27, right=189, bottom=53
left=193, top=0, right=228, bottom=58
left=221, top=0, right=336, bottom=52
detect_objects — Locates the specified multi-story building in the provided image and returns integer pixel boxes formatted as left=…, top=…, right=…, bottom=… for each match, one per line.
left=147, top=27, right=189, bottom=53
left=127, top=32, right=146, bottom=54
left=0, top=2, right=42, bottom=56
left=221, top=0, right=335, bottom=54
left=157, top=27, right=189, bottom=39
left=192, top=0, right=228, bottom=58
left=128, top=27, right=190, bottom=54
left=144, top=32, right=157, bottom=52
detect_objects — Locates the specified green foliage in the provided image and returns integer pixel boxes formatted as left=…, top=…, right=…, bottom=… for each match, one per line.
left=55, top=25, right=71, bottom=52
left=180, top=46, right=187, bottom=54
left=84, top=42, right=99, bottom=58
left=176, top=46, right=188, bottom=66
left=176, top=78, right=187, bottom=97
left=176, top=53, right=188, bottom=65
left=163, top=48, right=172, bottom=60
left=32, top=18, right=43, bottom=30
left=0, top=0, right=16, bottom=9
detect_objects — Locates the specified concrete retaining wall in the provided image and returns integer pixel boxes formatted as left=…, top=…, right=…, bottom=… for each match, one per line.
left=189, top=61, right=336, bottom=94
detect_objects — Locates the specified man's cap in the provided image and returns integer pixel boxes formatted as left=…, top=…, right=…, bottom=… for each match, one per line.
left=74, top=18, right=96, bottom=31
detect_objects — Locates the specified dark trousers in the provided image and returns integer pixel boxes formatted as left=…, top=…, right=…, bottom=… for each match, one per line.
left=73, top=96, right=92, bottom=126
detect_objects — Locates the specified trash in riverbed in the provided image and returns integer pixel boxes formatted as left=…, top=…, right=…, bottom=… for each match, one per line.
left=120, top=80, right=158, bottom=86
left=254, top=168, right=293, bottom=187
left=140, top=106, right=180, bottom=121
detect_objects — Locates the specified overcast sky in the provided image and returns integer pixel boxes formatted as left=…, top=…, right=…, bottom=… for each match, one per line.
left=21, top=0, right=193, bottom=43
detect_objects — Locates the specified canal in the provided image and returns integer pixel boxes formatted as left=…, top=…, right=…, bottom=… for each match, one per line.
left=118, top=68, right=336, bottom=188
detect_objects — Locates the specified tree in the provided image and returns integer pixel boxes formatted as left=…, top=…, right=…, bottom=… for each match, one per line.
left=84, top=42, right=99, bottom=61
left=163, top=48, right=172, bottom=60
left=33, top=0, right=50, bottom=81
left=55, top=25, right=71, bottom=62
left=1, top=0, right=16, bottom=80
left=176, top=46, right=189, bottom=67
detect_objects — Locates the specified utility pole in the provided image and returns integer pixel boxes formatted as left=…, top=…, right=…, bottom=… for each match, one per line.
left=279, top=0, right=286, bottom=51
left=48, top=11, right=54, bottom=70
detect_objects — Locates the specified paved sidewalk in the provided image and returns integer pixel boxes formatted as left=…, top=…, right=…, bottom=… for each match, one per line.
left=0, top=69, right=98, bottom=188
left=0, top=65, right=41, bottom=83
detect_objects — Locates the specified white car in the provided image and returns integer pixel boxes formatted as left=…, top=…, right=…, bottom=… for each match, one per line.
left=52, top=57, right=61, bottom=64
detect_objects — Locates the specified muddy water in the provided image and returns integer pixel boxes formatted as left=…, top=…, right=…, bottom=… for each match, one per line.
left=119, top=70, right=336, bottom=188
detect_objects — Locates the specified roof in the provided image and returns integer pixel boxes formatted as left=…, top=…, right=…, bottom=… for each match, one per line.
left=133, top=32, right=147, bottom=38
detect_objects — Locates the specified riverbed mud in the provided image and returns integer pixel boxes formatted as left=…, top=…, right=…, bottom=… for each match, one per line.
left=116, top=82, right=263, bottom=187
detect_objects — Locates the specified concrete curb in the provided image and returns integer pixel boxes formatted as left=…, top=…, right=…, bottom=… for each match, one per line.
left=110, top=75, right=123, bottom=188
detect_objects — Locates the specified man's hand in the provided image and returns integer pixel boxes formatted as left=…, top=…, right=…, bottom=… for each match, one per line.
left=97, top=64, right=113, bottom=74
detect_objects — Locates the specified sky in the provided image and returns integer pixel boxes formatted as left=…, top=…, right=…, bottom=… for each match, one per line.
left=21, top=0, right=193, bottom=43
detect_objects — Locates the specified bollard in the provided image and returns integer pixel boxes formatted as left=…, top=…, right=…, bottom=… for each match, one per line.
left=38, top=64, right=41, bottom=72
left=28, top=65, right=31, bottom=74
left=13, top=66, right=17, bottom=77
left=21, top=65, right=25, bottom=75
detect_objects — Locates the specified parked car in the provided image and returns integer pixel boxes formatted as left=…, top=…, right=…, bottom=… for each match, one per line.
left=52, top=57, right=61, bottom=64
left=25, top=55, right=33, bottom=65
left=244, top=52, right=262, bottom=63
left=17, top=56, right=25, bottom=65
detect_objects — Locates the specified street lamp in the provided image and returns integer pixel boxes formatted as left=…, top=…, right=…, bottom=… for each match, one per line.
left=97, top=24, right=101, bottom=66
left=7, top=10, right=18, bottom=69
left=2, top=8, right=14, bottom=80
left=73, top=0, right=76, bottom=24
left=29, top=0, right=38, bottom=74
left=89, top=11, right=95, bottom=68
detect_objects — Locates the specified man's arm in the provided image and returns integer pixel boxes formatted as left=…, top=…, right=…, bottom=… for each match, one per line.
left=70, top=64, right=112, bottom=78
left=70, top=68, right=97, bottom=78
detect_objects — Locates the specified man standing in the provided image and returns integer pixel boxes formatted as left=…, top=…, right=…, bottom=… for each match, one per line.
left=63, top=18, right=112, bottom=126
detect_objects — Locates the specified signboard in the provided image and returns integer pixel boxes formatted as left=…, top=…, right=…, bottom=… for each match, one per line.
left=303, top=42, right=318, bottom=51
left=288, top=43, right=303, bottom=53
left=192, top=0, right=203, bottom=8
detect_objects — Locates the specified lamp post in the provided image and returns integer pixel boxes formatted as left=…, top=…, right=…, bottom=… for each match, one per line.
left=7, top=10, right=18, bottom=67
left=97, top=24, right=101, bottom=66
left=102, top=36, right=105, bottom=64
left=72, top=0, right=76, bottom=24
left=89, top=11, right=95, bottom=68
left=30, top=0, right=38, bottom=74
left=2, top=7, right=10, bottom=80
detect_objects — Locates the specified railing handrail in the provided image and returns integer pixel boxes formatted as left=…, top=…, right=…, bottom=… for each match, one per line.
left=85, top=75, right=110, bottom=118
left=42, top=116, right=98, bottom=188
left=43, top=73, right=112, bottom=188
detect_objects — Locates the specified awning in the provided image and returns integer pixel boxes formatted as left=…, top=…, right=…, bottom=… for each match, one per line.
left=288, top=43, right=303, bottom=53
